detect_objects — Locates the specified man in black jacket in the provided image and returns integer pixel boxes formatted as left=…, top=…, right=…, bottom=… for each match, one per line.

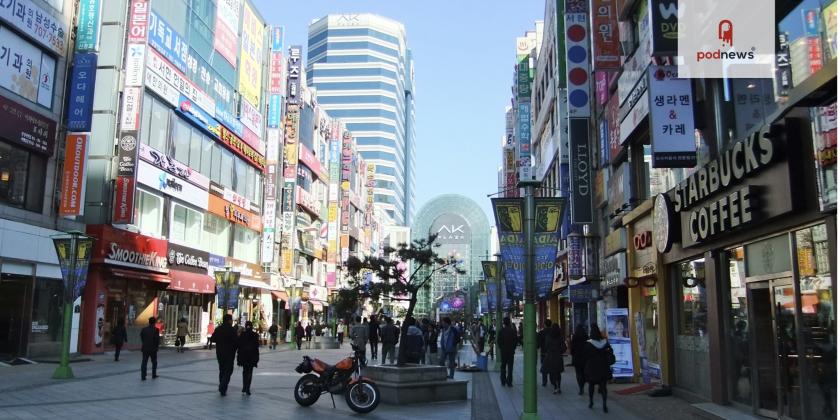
left=139, top=317, right=160, bottom=380
left=537, top=320, right=552, bottom=386
left=211, top=314, right=238, bottom=396
left=498, top=317, right=518, bottom=387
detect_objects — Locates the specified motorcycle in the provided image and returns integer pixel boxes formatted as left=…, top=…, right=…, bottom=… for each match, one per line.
left=293, top=344, right=381, bottom=414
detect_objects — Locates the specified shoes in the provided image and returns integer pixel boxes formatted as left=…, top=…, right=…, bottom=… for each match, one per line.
left=220, top=391, right=226, bottom=396
left=552, top=389, right=559, bottom=394
left=141, top=377, right=146, bottom=381
left=603, top=406, right=608, bottom=413
left=246, top=391, right=251, bottom=396
left=588, top=402, right=593, bottom=409
left=542, top=382, right=547, bottom=387
left=579, top=389, right=584, bottom=395
left=152, top=375, right=158, bottom=379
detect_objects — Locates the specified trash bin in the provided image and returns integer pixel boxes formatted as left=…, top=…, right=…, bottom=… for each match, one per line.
left=477, top=354, right=488, bottom=371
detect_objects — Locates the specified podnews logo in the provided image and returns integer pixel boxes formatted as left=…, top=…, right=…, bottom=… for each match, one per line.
left=695, top=19, right=755, bottom=62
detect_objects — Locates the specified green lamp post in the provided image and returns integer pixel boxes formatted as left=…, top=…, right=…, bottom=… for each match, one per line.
left=51, top=231, right=94, bottom=380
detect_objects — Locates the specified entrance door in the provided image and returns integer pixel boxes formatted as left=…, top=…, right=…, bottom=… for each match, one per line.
left=0, top=276, right=28, bottom=358
left=748, top=278, right=801, bottom=419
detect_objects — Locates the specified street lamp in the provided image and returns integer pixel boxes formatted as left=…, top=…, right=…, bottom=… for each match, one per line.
left=51, top=231, right=94, bottom=379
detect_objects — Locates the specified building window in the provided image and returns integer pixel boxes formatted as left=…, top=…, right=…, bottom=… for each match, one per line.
left=232, top=225, right=259, bottom=264
left=673, top=258, right=711, bottom=398
left=134, top=188, right=164, bottom=237
left=171, top=117, right=192, bottom=164
left=201, top=213, right=230, bottom=256
left=29, top=278, right=64, bottom=349
left=170, top=202, right=203, bottom=245
left=141, top=93, right=171, bottom=153
left=0, top=139, right=45, bottom=212
left=220, top=148, right=234, bottom=189
left=726, top=246, right=751, bottom=406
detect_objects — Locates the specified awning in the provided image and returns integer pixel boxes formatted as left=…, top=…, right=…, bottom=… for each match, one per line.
left=107, top=267, right=170, bottom=284
left=168, top=270, right=215, bottom=294
left=271, top=291, right=289, bottom=301
left=239, top=278, right=276, bottom=290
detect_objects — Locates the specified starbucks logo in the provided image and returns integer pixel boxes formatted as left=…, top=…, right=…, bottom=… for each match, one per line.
left=654, top=194, right=675, bottom=253
left=120, top=135, right=136, bottom=152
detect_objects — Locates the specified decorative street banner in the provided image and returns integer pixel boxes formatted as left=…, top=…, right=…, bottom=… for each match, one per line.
left=606, top=308, right=634, bottom=377
left=492, top=198, right=525, bottom=300
left=533, top=198, right=566, bottom=300
left=53, top=236, right=95, bottom=301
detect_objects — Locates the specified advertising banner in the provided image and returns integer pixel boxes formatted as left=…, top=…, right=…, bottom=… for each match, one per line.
left=607, top=93, right=622, bottom=162
left=239, top=98, right=263, bottom=138
left=533, top=198, right=565, bottom=300
left=59, top=134, right=89, bottom=216
left=137, top=160, right=209, bottom=209
left=219, top=125, right=266, bottom=171
left=516, top=37, right=532, bottom=100
left=144, top=69, right=179, bottom=106
left=239, top=2, right=264, bottom=108
left=567, top=232, right=583, bottom=278
left=53, top=236, right=94, bottom=301
left=299, top=144, right=328, bottom=181
left=271, top=26, right=284, bottom=52
left=0, top=0, right=67, bottom=55
left=606, top=308, right=634, bottom=377
left=647, top=66, right=696, bottom=167
left=138, top=143, right=210, bottom=189
left=492, top=198, right=525, bottom=300
left=66, top=52, right=97, bottom=132
left=0, top=91, right=54, bottom=156
left=0, top=26, right=56, bottom=108
left=120, top=86, right=142, bottom=131
left=287, top=46, right=302, bottom=104
left=214, top=0, right=240, bottom=66
left=565, top=3, right=591, bottom=118
left=208, top=194, right=261, bottom=231
left=76, top=0, right=102, bottom=52
left=268, top=95, right=282, bottom=128
left=87, top=224, right=168, bottom=272
left=145, top=48, right=216, bottom=120
left=569, top=119, right=593, bottom=224
left=517, top=103, right=531, bottom=166
left=591, top=0, right=620, bottom=69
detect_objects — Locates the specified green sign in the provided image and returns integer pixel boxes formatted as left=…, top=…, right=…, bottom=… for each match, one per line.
left=76, top=0, right=102, bottom=52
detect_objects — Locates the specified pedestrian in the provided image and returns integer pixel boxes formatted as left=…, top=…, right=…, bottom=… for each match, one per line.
left=544, top=322, right=566, bottom=394
left=487, top=324, right=496, bottom=360
left=570, top=324, right=589, bottom=395
left=304, top=323, right=313, bottom=347
left=585, top=325, right=614, bottom=413
left=438, top=317, right=459, bottom=378
left=380, top=317, right=399, bottom=364
left=420, top=318, right=431, bottom=364
left=498, top=317, right=517, bottom=387
left=337, top=320, right=346, bottom=345
left=111, top=318, right=127, bottom=362
left=176, top=317, right=189, bottom=353
left=211, top=314, right=239, bottom=396
left=237, top=321, right=260, bottom=396
left=369, top=315, right=380, bottom=362
left=538, top=320, right=551, bottom=386
left=206, top=322, right=215, bottom=349
left=295, top=322, right=305, bottom=350
left=268, top=322, right=279, bottom=350
left=139, top=317, right=160, bottom=380
left=350, top=316, right=369, bottom=365
left=477, top=322, right=486, bottom=354
left=428, top=322, right=439, bottom=364
left=404, top=317, right=425, bottom=364
left=517, top=321, right=524, bottom=347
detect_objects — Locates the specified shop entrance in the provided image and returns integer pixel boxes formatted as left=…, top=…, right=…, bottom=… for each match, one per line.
left=0, top=275, right=29, bottom=359
left=748, top=278, right=801, bottom=419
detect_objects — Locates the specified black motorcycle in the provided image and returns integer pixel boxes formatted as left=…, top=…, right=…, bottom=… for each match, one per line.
left=294, top=344, right=381, bottom=413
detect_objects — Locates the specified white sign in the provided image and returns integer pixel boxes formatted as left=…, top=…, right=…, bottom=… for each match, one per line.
left=146, top=48, right=215, bottom=116
left=216, top=0, right=241, bottom=35
left=138, top=143, right=210, bottom=189
left=124, top=43, right=146, bottom=86
left=144, top=69, right=179, bottom=106
left=120, top=86, right=142, bottom=131
left=223, top=187, right=251, bottom=209
left=648, top=66, right=696, bottom=167
left=0, top=27, right=55, bottom=108
left=620, top=91, right=649, bottom=143
left=137, top=160, right=209, bottom=209
left=0, top=0, right=67, bottom=55
left=239, top=98, right=263, bottom=137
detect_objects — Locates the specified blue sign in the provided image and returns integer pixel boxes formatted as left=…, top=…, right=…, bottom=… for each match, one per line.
left=568, top=233, right=583, bottom=279
left=267, top=94, right=282, bottom=128
left=492, top=198, right=525, bottom=300
left=533, top=198, right=565, bottom=300
left=215, top=106, right=244, bottom=137
left=271, top=26, right=284, bottom=52
left=175, top=95, right=221, bottom=139
left=209, top=253, right=226, bottom=268
left=569, top=283, right=592, bottom=303
left=217, top=285, right=240, bottom=309
left=76, top=0, right=102, bottom=52
left=67, top=52, right=98, bottom=132
left=148, top=11, right=189, bottom=73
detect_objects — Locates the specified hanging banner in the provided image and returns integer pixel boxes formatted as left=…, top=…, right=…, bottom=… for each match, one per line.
left=568, top=232, right=583, bottom=279
left=238, top=2, right=264, bottom=108
left=591, top=0, right=621, bottom=69
left=648, top=66, right=696, bottom=168
left=492, top=198, right=525, bottom=300
left=533, top=198, right=566, bottom=300
left=53, top=236, right=95, bottom=301
left=59, top=134, right=89, bottom=216
left=76, top=0, right=102, bottom=52
left=66, top=52, right=98, bottom=132
left=606, top=308, right=634, bottom=377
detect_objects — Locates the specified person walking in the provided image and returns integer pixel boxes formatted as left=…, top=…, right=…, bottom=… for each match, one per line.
left=111, top=319, right=127, bottom=362
left=537, top=320, right=551, bottom=386
left=237, top=321, right=260, bottom=396
left=438, top=317, right=459, bottom=379
left=404, top=317, right=425, bottom=364
left=210, top=314, right=239, bottom=396
left=498, top=317, right=518, bottom=387
left=304, top=323, right=313, bottom=348
left=176, top=317, right=189, bottom=353
left=585, top=325, right=614, bottom=413
left=380, top=317, right=399, bottom=364
left=517, top=321, right=524, bottom=347
left=544, top=322, right=567, bottom=394
left=206, top=322, right=215, bottom=350
left=368, top=315, right=380, bottom=362
left=268, top=322, right=279, bottom=350
left=350, top=316, right=369, bottom=365
left=337, top=320, right=346, bottom=346
left=139, top=317, right=160, bottom=380
left=487, top=324, right=496, bottom=360
left=427, top=322, right=439, bottom=364
left=477, top=322, right=487, bottom=354
left=294, top=322, right=305, bottom=350
left=570, top=324, right=589, bottom=395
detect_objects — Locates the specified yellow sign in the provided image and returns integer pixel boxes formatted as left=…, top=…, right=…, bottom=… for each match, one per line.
left=280, top=247, right=294, bottom=275
left=238, top=2, right=264, bottom=108
left=494, top=202, right=523, bottom=232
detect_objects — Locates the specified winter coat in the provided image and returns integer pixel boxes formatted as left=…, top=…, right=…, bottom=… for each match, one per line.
left=305, top=325, right=313, bottom=338
left=404, top=325, right=425, bottom=362
left=211, top=323, right=239, bottom=360
left=268, top=325, right=278, bottom=336
left=428, top=328, right=439, bottom=353
left=176, top=321, right=189, bottom=337
left=350, top=323, right=369, bottom=348
left=380, top=323, right=399, bottom=344
left=542, top=329, right=566, bottom=374
left=584, top=339, right=613, bottom=383
left=537, top=328, right=548, bottom=356
left=140, top=325, right=160, bottom=352
left=570, top=333, right=589, bottom=369
left=369, top=321, right=380, bottom=342
left=440, top=326, right=458, bottom=354
left=236, top=329, right=260, bottom=368
left=111, top=325, right=127, bottom=345
left=295, top=325, right=305, bottom=339
left=498, top=325, right=518, bottom=357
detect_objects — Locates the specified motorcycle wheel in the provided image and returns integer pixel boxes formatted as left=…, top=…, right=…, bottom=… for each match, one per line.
left=345, top=380, right=380, bottom=413
left=294, top=374, right=321, bottom=406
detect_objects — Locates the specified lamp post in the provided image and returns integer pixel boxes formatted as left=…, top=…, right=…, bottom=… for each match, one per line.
left=521, top=178, right=539, bottom=420
left=288, top=283, right=298, bottom=348
left=51, top=231, right=94, bottom=379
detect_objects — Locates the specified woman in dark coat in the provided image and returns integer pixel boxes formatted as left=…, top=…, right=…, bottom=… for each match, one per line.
left=236, top=321, right=260, bottom=395
left=295, top=322, right=305, bottom=350
left=542, top=323, right=566, bottom=394
left=111, top=319, right=128, bottom=362
left=570, top=324, right=589, bottom=395
left=584, top=325, right=613, bottom=413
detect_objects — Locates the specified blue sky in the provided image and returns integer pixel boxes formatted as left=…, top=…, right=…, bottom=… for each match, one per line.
left=252, top=0, right=543, bottom=225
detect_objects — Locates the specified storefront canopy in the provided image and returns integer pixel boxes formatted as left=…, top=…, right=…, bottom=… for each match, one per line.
left=168, top=270, right=215, bottom=294
left=238, top=278, right=276, bottom=290
left=271, top=291, right=288, bottom=301
left=107, top=267, right=170, bottom=284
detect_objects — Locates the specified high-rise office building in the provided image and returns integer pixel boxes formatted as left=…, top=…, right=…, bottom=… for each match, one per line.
left=307, top=14, right=416, bottom=226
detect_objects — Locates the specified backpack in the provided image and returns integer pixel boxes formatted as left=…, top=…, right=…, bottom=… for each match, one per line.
left=605, top=344, right=617, bottom=366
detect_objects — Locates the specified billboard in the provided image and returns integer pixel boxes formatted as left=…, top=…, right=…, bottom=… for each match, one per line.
left=647, top=66, right=696, bottom=167
left=0, top=26, right=56, bottom=108
left=0, top=0, right=67, bottom=55
left=58, top=134, right=89, bottom=216
left=238, top=2, right=264, bottom=108
left=492, top=198, right=525, bottom=300
left=214, top=0, right=241, bottom=66
left=430, top=213, right=471, bottom=244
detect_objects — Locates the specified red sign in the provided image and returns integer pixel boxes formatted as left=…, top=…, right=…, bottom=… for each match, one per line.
left=633, top=231, right=652, bottom=250
left=269, top=52, right=284, bottom=94
left=87, top=224, right=168, bottom=272
left=0, top=95, right=56, bottom=155
left=219, top=125, right=266, bottom=171
left=59, top=134, right=88, bottom=216
left=607, top=93, right=622, bottom=162
left=242, top=126, right=264, bottom=154
left=127, top=0, right=150, bottom=43
left=112, top=176, right=136, bottom=224
left=592, top=0, right=621, bottom=69
left=298, top=144, right=328, bottom=181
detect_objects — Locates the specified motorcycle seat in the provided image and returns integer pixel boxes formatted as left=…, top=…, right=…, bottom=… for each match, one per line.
left=311, top=358, right=331, bottom=373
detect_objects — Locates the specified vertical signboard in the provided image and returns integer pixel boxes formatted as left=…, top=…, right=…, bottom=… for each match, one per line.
left=591, top=0, right=621, bottom=69
left=280, top=101, right=300, bottom=276
left=565, top=0, right=591, bottom=117
left=287, top=45, right=301, bottom=104
left=239, top=2, right=264, bottom=108
left=327, top=123, right=341, bottom=267
left=76, top=0, right=103, bottom=52
left=647, top=66, right=696, bottom=167
left=569, top=119, right=593, bottom=223
left=214, top=0, right=240, bottom=67
left=113, top=0, right=149, bottom=224
left=340, top=131, right=353, bottom=263
left=518, top=103, right=531, bottom=169
left=492, top=198, right=526, bottom=300
left=533, top=198, right=566, bottom=300
left=66, top=52, right=97, bottom=132
left=59, top=134, right=89, bottom=216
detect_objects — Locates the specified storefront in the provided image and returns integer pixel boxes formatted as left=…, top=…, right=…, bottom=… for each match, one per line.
left=81, top=225, right=170, bottom=354
left=160, top=243, right=215, bottom=345
left=654, top=120, right=837, bottom=419
left=226, top=257, right=271, bottom=332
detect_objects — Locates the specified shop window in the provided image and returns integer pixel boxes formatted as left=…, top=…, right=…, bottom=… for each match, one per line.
left=795, top=224, right=836, bottom=418
left=29, top=278, right=63, bottom=348
left=641, top=286, right=661, bottom=367
left=674, top=259, right=711, bottom=398
left=141, top=94, right=171, bottom=153
left=134, top=188, right=164, bottom=238
left=232, top=225, right=259, bottom=264
left=171, top=117, right=191, bottom=165
left=220, top=149, right=234, bottom=189
left=171, top=202, right=203, bottom=245
left=201, top=213, right=230, bottom=256
left=811, top=103, right=837, bottom=211
left=0, top=140, right=45, bottom=212
left=726, top=246, right=751, bottom=406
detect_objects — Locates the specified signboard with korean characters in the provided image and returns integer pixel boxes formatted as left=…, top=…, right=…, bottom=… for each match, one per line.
left=0, top=26, right=55, bottom=108
left=213, top=0, right=240, bottom=67
left=67, top=52, right=97, bottom=132
left=238, top=2, right=264, bottom=108
left=0, top=91, right=55, bottom=155
left=565, top=0, right=591, bottom=118
left=648, top=66, right=696, bottom=168
left=136, top=160, right=209, bottom=209
left=75, top=0, right=102, bottom=52
left=0, top=0, right=67, bottom=55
